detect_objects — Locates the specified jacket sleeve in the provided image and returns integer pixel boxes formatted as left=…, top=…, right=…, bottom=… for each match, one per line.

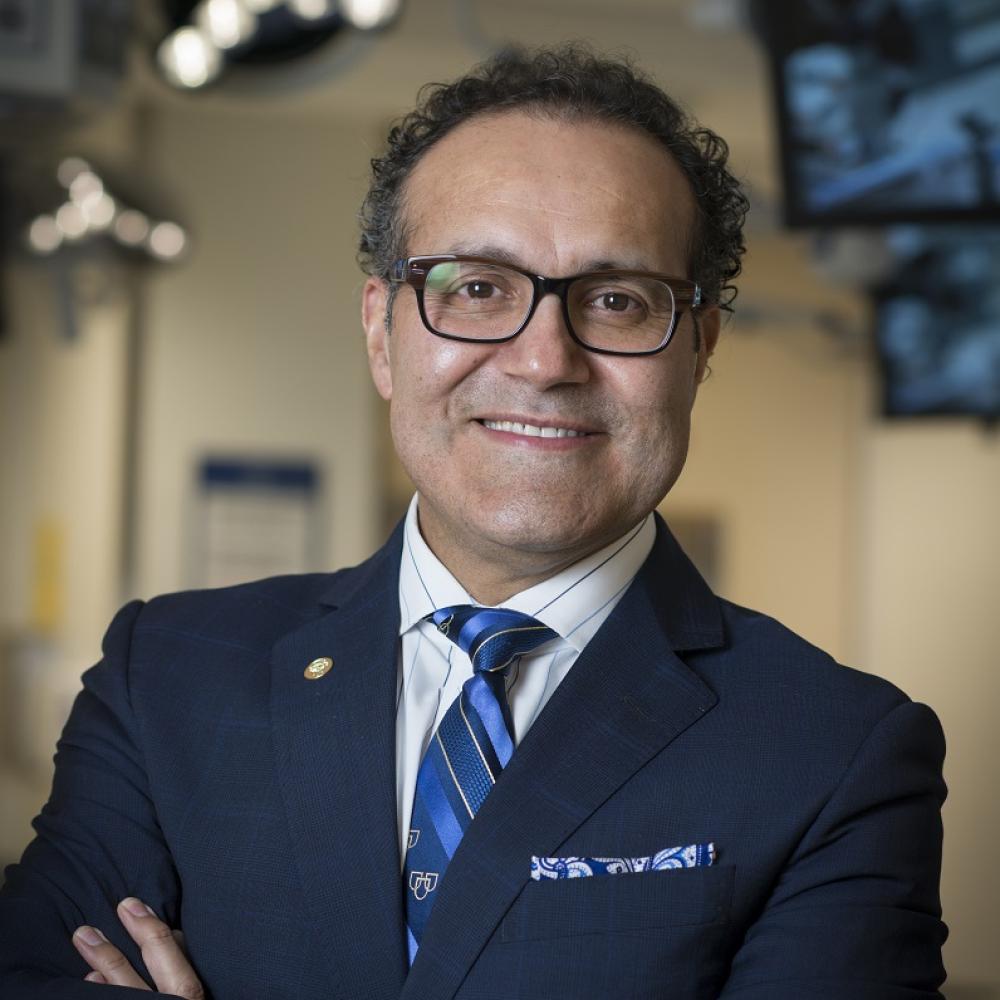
left=0, top=600, right=182, bottom=998
left=719, top=698, right=948, bottom=999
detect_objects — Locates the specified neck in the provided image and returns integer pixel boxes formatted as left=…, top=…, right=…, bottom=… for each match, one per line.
left=436, top=551, right=585, bottom=607
left=415, top=504, right=638, bottom=606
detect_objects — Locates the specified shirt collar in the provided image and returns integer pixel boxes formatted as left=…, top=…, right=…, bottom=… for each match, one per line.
left=398, top=494, right=655, bottom=653
left=398, top=494, right=473, bottom=634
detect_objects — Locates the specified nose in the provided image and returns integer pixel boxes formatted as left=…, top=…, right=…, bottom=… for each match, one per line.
left=495, top=292, right=592, bottom=388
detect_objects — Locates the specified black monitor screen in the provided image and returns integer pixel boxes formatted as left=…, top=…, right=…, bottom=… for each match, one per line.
left=875, top=227, right=1000, bottom=418
left=756, top=0, right=1000, bottom=226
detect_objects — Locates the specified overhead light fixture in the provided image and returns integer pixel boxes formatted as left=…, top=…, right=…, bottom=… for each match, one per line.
left=68, top=170, right=104, bottom=204
left=79, top=191, right=117, bottom=230
left=157, top=26, right=224, bottom=89
left=148, top=222, right=188, bottom=260
left=154, top=0, right=404, bottom=91
left=286, top=0, right=337, bottom=21
left=194, top=0, right=259, bottom=50
left=340, top=0, right=399, bottom=30
left=28, top=216, right=63, bottom=255
left=113, top=210, right=152, bottom=247
left=56, top=157, right=92, bottom=189
left=55, top=203, right=88, bottom=241
left=25, top=160, right=189, bottom=264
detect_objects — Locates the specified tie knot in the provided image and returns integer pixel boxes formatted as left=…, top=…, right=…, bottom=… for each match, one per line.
left=426, top=605, right=558, bottom=675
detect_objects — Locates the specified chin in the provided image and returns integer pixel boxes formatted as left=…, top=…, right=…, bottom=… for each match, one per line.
left=479, top=500, right=629, bottom=556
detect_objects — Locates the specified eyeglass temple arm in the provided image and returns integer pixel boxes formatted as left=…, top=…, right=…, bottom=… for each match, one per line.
left=677, top=285, right=703, bottom=310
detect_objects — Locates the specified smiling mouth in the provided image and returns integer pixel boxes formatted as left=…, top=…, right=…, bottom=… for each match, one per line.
left=478, top=419, right=593, bottom=439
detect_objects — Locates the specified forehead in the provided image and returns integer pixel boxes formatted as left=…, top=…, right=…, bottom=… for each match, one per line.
left=400, top=110, right=698, bottom=274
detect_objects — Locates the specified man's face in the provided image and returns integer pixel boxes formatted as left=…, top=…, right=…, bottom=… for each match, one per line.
left=363, top=110, right=719, bottom=588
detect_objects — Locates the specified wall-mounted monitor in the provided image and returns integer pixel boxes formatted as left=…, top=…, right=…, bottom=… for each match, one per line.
left=754, top=0, right=1000, bottom=227
left=874, top=227, right=1000, bottom=419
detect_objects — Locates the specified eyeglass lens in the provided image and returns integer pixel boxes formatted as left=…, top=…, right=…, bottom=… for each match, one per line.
left=422, top=260, right=676, bottom=352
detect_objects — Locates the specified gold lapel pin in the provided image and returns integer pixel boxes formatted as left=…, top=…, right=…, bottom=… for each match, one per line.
left=304, top=656, right=333, bottom=680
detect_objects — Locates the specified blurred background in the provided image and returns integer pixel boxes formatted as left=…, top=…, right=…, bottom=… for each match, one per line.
left=0, top=0, right=997, bottom=993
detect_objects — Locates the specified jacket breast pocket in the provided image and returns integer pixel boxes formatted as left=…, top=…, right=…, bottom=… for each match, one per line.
left=499, top=863, right=734, bottom=943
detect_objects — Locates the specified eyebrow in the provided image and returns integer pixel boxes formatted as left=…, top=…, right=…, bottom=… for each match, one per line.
left=445, top=243, right=659, bottom=275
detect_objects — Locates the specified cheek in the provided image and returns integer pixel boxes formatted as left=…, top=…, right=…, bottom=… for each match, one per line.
left=606, top=358, right=696, bottom=430
left=390, top=332, right=479, bottom=405
left=611, top=367, right=696, bottom=475
left=386, top=333, right=488, bottom=474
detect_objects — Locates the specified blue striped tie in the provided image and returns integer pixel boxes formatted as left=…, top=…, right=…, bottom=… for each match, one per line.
left=403, top=605, right=558, bottom=964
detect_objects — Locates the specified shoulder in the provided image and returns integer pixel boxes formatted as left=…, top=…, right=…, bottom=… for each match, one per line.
left=91, top=525, right=405, bottom=696
left=97, top=548, right=391, bottom=669
left=135, top=573, right=341, bottom=651
left=81, top=562, right=388, bottom=727
left=719, top=598, right=908, bottom=699
left=696, top=598, right=934, bottom=752
left=675, top=599, right=945, bottom=829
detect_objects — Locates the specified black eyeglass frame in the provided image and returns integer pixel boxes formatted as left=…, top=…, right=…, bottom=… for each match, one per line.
left=389, top=255, right=704, bottom=357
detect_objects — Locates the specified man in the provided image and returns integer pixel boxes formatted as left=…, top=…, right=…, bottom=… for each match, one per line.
left=0, top=46, right=946, bottom=998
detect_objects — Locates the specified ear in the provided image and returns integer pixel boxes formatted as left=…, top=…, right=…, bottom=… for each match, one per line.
left=362, top=276, right=393, bottom=401
left=693, top=305, right=721, bottom=389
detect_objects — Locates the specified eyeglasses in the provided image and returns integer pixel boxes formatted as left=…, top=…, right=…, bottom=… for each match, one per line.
left=390, top=255, right=703, bottom=357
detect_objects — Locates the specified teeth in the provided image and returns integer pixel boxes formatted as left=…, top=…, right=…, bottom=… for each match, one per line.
left=482, top=419, right=584, bottom=438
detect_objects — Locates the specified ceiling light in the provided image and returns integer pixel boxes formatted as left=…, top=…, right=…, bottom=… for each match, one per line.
left=69, top=170, right=104, bottom=205
left=114, top=210, right=151, bottom=246
left=148, top=221, right=188, bottom=260
left=287, top=0, right=337, bottom=21
left=80, top=191, right=117, bottom=230
left=55, top=203, right=88, bottom=240
left=340, top=0, right=399, bottom=30
left=57, top=157, right=92, bottom=189
left=28, top=215, right=63, bottom=254
left=157, top=26, right=223, bottom=89
left=194, top=0, right=258, bottom=50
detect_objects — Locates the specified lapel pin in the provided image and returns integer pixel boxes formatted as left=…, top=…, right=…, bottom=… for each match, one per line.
left=304, top=656, right=333, bottom=680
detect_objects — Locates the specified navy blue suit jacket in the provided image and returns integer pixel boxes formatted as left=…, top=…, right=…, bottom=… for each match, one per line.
left=1, top=517, right=947, bottom=998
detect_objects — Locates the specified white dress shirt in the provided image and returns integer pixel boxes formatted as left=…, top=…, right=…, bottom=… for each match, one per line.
left=395, top=494, right=656, bottom=863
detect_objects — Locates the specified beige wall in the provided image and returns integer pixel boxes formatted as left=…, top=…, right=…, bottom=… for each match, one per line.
left=0, top=250, right=132, bottom=861
left=0, top=108, right=139, bottom=656
left=134, top=104, right=383, bottom=597
left=0, top=263, right=127, bottom=652
left=0, top=110, right=140, bottom=856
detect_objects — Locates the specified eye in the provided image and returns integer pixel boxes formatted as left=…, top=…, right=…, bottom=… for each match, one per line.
left=598, top=291, right=636, bottom=312
left=464, top=280, right=497, bottom=299
left=589, top=288, right=646, bottom=315
left=425, top=263, right=511, bottom=297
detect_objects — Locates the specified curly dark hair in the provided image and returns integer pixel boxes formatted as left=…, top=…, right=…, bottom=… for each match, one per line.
left=358, top=43, right=748, bottom=314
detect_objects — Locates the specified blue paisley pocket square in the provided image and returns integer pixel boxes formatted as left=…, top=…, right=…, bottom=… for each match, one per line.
left=530, top=842, right=715, bottom=880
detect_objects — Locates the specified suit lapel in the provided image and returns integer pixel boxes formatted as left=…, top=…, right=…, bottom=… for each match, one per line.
left=270, top=525, right=408, bottom=1000
left=400, top=519, right=725, bottom=1000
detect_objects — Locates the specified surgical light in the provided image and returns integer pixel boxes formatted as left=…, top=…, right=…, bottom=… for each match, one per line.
left=148, top=222, right=188, bottom=260
left=286, top=0, right=337, bottom=21
left=113, top=210, right=151, bottom=246
left=340, top=0, right=399, bottom=30
left=57, top=157, right=92, bottom=189
left=157, top=26, right=223, bottom=89
left=194, top=0, right=258, bottom=50
left=55, top=203, right=88, bottom=240
left=28, top=216, right=63, bottom=254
